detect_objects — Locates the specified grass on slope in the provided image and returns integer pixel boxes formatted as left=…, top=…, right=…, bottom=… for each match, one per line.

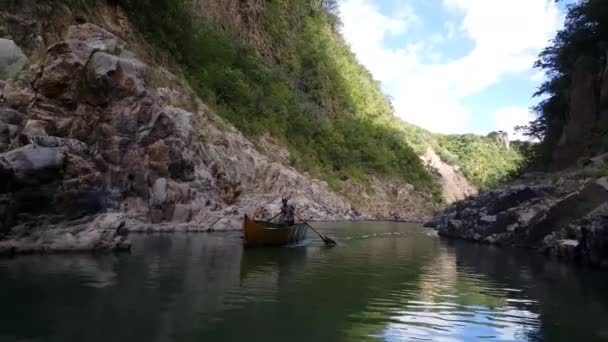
left=397, top=121, right=529, bottom=189
left=112, top=0, right=442, bottom=200
left=52, top=0, right=527, bottom=197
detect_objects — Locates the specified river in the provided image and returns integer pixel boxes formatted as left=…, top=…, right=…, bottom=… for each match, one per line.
left=0, top=222, right=607, bottom=341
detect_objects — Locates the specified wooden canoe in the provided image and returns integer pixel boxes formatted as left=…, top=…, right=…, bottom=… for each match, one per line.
left=243, top=215, right=308, bottom=247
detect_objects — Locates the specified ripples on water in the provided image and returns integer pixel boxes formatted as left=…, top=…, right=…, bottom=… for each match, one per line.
left=0, top=222, right=607, bottom=342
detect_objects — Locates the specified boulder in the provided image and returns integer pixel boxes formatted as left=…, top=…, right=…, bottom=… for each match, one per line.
left=86, top=51, right=147, bottom=102
left=34, top=24, right=127, bottom=101
left=0, top=39, right=28, bottom=80
left=0, top=122, right=18, bottom=145
left=489, top=186, right=544, bottom=214
left=578, top=215, right=608, bottom=267
left=1, top=145, right=64, bottom=185
left=0, top=213, right=131, bottom=254
left=0, top=108, right=24, bottom=125
left=22, top=119, right=50, bottom=137
left=433, top=171, right=608, bottom=266
left=65, top=23, right=126, bottom=59
left=2, top=80, right=35, bottom=109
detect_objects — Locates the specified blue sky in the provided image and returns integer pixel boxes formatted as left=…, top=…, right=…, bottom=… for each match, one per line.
left=338, top=0, right=574, bottom=139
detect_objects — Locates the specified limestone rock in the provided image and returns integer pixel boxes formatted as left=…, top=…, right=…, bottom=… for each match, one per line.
left=0, top=108, right=24, bottom=125
left=34, top=24, right=126, bottom=101
left=432, top=173, right=608, bottom=266
left=487, top=131, right=509, bottom=149
left=421, top=147, right=477, bottom=204
left=23, top=119, right=50, bottom=137
left=1, top=145, right=65, bottom=185
left=552, top=55, right=608, bottom=168
left=0, top=38, right=27, bottom=80
left=2, top=79, right=35, bottom=109
left=86, top=51, right=147, bottom=102
left=0, top=22, right=372, bottom=253
left=0, top=213, right=131, bottom=254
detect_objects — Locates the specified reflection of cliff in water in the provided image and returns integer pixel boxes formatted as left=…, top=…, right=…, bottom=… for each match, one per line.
left=239, top=247, right=308, bottom=285
left=0, top=234, right=246, bottom=342
left=1, top=225, right=607, bottom=342
left=441, top=239, right=608, bottom=342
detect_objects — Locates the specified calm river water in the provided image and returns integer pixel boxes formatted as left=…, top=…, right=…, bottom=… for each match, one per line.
left=1, top=222, right=607, bottom=341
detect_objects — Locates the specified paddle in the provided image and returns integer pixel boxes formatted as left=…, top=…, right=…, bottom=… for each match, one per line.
left=296, top=213, right=337, bottom=246
left=266, top=212, right=281, bottom=223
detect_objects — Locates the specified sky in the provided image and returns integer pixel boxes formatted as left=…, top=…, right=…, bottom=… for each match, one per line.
left=337, top=0, right=573, bottom=139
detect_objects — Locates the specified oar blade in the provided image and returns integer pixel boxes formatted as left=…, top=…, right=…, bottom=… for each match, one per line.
left=323, top=235, right=337, bottom=246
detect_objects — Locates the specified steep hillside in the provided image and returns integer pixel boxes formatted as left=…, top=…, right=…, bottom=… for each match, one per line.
left=110, top=0, right=524, bottom=194
left=398, top=122, right=528, bottom=190
left=522, top=0, right=608, bottom=169
left=427, top=0, right=608, bottom=267
left=0, top=0, right=530, bottom=253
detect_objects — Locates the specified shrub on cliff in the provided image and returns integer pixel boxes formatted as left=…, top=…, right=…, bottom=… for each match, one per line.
left=113, top=0, right=441, bottom=199
left=523, top=0, right=608, bottom=163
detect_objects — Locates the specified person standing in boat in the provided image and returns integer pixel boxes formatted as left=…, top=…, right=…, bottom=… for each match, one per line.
left=280, top=198, right=296, bottom=226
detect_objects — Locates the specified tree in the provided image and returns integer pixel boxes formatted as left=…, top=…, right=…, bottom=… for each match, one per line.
left=523, top=0, right=608, bottom=158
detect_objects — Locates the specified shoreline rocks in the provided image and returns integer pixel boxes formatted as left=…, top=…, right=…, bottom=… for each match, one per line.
left=0, top=21, right=430, bottom=255
left=0, top=213, right=131, bottom=255
left=427, top=174, right=608, bottom=268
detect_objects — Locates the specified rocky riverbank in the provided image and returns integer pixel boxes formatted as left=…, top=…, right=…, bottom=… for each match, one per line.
left=0, top=5, right=441, bottom=255
left=0, top=21, right=362, bottom=253
left=426, top=158, right=608, bottom=267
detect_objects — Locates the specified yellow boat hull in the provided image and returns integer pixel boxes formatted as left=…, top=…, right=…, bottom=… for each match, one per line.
left=243, top=215, right=308, bottom=247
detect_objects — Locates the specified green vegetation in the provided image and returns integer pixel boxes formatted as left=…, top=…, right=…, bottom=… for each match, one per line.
left=51, top=0, right=527, bottom=197
left=113, top=0, right=441, bottom=198
left=522, top=0, right=608, bottom=162
left=435, top=135, right=527, bottom=188
left=398, top=121, right=528, bottom=188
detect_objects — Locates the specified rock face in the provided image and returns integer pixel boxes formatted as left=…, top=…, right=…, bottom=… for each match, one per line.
left=0, top=23, right=365, bottom=253
left=552, top=54, right=608, bottom=169
left=421, top=147, right=477, bottom=204
left=428, top=173, right=608, bottom=267
left=487, top=131, right=509, bottom=149
left=0, top=38, right=27, bottom=79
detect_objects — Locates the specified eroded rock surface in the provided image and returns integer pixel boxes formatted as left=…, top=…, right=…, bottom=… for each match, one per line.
left=428, top=172, right=608, bottom=267
left=0, top=23, right=365, bottom=253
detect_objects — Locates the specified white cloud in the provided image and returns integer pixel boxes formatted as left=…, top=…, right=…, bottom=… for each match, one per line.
left=491, top=106, right=535, bottom=141
left=339, top=0, right=420, bottom=83
left=530, top=71, right=546, bottom=82
left=338, top=0, right=563, bottom=134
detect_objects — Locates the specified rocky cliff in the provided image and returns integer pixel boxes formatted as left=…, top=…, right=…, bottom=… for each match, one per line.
left=427, top=156, right=608, bottom=267
left=550, top=53, right=608, bottom=169
left=0, top=3, right=444, bottom=254
left=426, top=0, right=608, bottom=267
left=0, top=21, right=362, bottom=253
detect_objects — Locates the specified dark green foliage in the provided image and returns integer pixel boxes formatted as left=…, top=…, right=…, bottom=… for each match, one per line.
left=397, top=122, right=527, bottom=189
left=113, top=0, right=440, bottom=198
left=52, top=0, right=525, bottom=197
left=524, top=0, right=608, bottom=161
left=436, top=135, right=527, bottom=188
left=116, top=0, right=195, bottom=65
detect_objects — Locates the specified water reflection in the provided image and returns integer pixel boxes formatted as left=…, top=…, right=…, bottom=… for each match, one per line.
left=344, top=239, right=542, bottom=341
left=0, top=223, right=606, bottom=342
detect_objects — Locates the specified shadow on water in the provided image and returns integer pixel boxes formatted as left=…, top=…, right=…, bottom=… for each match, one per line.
left=0, top=223, right=606, bottom=341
